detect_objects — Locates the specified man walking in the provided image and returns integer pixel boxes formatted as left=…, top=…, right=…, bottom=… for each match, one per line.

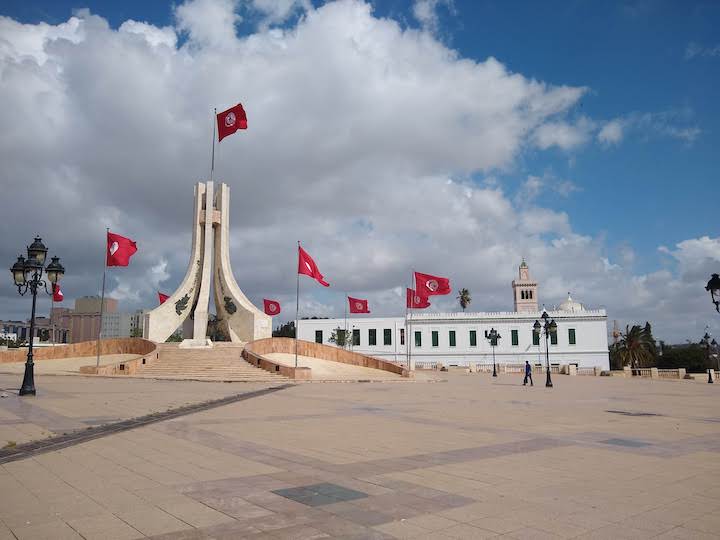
left=523, top=360, right=534, bottom=386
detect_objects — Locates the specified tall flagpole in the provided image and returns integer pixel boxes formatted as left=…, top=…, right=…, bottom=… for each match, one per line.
left=344, top=291, right=348, bottom=350
left=408, top=269, right=415, bottom=370
left=295, top=241, right=300, bottom=368
left=96, top=227, right=109, bottom=368
left=50, top=292, right=55, bottom=347
left=404, top=287, right=408, bottom=368
left=210, top=108, right=217, bottom=182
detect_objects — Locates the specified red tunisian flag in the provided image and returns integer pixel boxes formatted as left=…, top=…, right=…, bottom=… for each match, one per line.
left=298, top=246, right=329, bottom=287
left=348, top=296, right=370, bottom=314
left=406, top=288, right=430, bottom=309
left=158, top=292, right=170, bottom=305
left=414, top=271, right=451, bottom=296
left=107, top=232, right=137, bottom=267
left=52, top=283, right=64, bottom=302
left=263, top=299, right=281, bottom=316
left=217, top=103, right=247, bottom=141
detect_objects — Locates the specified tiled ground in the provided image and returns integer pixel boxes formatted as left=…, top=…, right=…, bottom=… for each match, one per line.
left=0, top=354, right=138, bottom=376
left=0, top=374, right=278, bottom=446
left=1, top=373, right=720, bottom=539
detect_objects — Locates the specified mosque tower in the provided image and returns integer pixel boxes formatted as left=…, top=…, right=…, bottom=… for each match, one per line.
left=512, top=259, right=538, bottom=313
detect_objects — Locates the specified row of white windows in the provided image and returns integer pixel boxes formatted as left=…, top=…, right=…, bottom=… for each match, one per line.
left=315, top=328, right=578, bottom=347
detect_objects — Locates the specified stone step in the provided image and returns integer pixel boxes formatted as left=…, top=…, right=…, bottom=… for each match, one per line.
left=133, top=352, right=288, bottom=382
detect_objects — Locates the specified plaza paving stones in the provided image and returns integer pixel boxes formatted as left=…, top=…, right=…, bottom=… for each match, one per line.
left=1, top=372, right=720, bottom=538
left=0, top=374, right=284, bottom=447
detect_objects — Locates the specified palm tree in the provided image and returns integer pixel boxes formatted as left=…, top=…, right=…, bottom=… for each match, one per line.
left=616, top=324, right=656, bottom=370
left=457, top=288, right=471, bottom=312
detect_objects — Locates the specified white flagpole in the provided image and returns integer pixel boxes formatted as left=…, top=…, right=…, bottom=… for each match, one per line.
left=344, top=291, right=348, bottom=350
left=210, top=108, right=216, bottom=183
left=50, top=291, right=55, bottom=347
left=96, top=227, right=109, bottom=369
left=404, top=286, right=408, bottom=368
left=408, top=269, right=415, bottom=370
left=295, top=241, right=300, bottom=368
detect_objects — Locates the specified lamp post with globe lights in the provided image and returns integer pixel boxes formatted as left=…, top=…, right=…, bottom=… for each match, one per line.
left=485, top=327, right=501, bottom=377
left=701, top=331, right=720, bottom=384
left=533, top=311, right=557, bottom=388
left=9, top=237, right=65, bottom=396
left=706, top=274, right=720, bottom=313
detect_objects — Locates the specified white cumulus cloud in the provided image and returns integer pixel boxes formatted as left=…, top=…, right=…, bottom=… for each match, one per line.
left=0, top=0, right=714, bottom=343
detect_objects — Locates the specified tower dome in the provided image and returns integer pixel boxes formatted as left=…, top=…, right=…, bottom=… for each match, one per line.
left=559, top=292, right=584, bottom=312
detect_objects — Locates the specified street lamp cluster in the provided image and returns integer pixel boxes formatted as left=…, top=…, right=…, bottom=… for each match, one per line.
left=533, top=311, right=557, bottom=388
left=701, top=331, right=719, bottom=384
left=485, top=328, right=500, bottom=377
left=9, top=237, right=65, bottom=396
left=707, top=274, right=720, bottom=313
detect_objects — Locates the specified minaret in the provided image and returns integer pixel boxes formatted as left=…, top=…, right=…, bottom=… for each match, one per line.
left=512, top=259, right=538, bottom=312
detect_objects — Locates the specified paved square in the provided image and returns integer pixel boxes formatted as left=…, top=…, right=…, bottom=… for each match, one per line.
left=1, top=372, right=720, bottom=539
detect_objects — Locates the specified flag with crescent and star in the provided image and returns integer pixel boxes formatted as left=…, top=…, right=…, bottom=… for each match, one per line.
left=298, top=246, right=330, bottom=287
left=263, top=299, right=281, bottom=315
left=414, top=271, right=451, bottom=296
left=348, top=296, right=370, bottom=314
left=107, top=231, right=137, bottom=267
left=217, top=103, right=247, bottom=141
left=406, top=288, right=430, bottom=308
left=52, top=283, right=64, bottom=302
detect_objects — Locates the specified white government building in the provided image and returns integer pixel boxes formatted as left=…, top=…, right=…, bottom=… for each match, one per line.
left=297, top=261, right=610, bottom=370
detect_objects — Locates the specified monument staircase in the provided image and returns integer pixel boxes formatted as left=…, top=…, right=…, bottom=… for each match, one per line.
left=133, top=343, right=288, bottom=382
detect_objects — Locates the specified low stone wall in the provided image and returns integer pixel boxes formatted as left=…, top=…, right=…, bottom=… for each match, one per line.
left=244, top=338, right=411, bottom=379
left=0, top=338, right=157, bottom=365
left=241, top=349, right=311, bottom=380
left=611, top=367, right=688, bottom=379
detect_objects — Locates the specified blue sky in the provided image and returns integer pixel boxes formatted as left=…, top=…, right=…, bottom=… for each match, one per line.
left=1, top=0, right=718, bottom=340
left=4, top=0, right=716, bottom=273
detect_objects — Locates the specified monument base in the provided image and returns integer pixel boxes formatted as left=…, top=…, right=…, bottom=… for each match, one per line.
left=179, top=338, right=214, bottom=349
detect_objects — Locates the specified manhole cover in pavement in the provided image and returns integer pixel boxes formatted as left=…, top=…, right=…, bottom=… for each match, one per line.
left=273, top=483, right=368, bottom=506
left=600, top=438, right=651, bottom=448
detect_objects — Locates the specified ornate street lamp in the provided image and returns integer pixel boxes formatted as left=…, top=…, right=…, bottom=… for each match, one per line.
left=533, top=311, right=557, bottom=388
left=706, top=274, right=720, bottom=313
left=701, top=331, right=717, bottom=384
left=485, top=327, right=501, bottom=377
left=9, top=237, right=64, bottom=396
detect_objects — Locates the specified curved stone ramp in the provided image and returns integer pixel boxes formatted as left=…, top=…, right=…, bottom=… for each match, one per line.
left=0, top=338, right=158, bottom=376
left=243, top=337, right=413, bottom=381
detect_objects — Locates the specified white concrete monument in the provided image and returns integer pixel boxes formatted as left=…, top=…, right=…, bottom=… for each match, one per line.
left=143, top=182, right=271, bottom=346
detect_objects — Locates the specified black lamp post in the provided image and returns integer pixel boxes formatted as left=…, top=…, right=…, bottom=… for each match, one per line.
left=533, top=311, right=557, bottom=388
left=701, top=331, right=715, bottom=384
left=9, top=237, right=65, bottom=396
left=485, top=328, right=502, bottom=377
left=485, top=328, right=501, bottom=377
left=706, top=274, right=720, bottom=313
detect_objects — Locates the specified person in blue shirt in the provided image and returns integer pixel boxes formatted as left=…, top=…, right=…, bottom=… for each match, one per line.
left=523, top=360, right=534, bottom=386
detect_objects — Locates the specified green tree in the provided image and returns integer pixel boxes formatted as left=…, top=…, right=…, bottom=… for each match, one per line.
left=643, top=321, right=658, bottom=357
left=657, top=343, right=707, bottom=373
left=273, top=321, right=295, bottom=338
left=166, top=331, right=182, bottom=342
left=329, top=327, right=350, bottom=348
left=457, top=288, right=471, bottom=312
left=130, top=328, right=143, bottom=338
left=616, top=324, right=656, bottom=369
